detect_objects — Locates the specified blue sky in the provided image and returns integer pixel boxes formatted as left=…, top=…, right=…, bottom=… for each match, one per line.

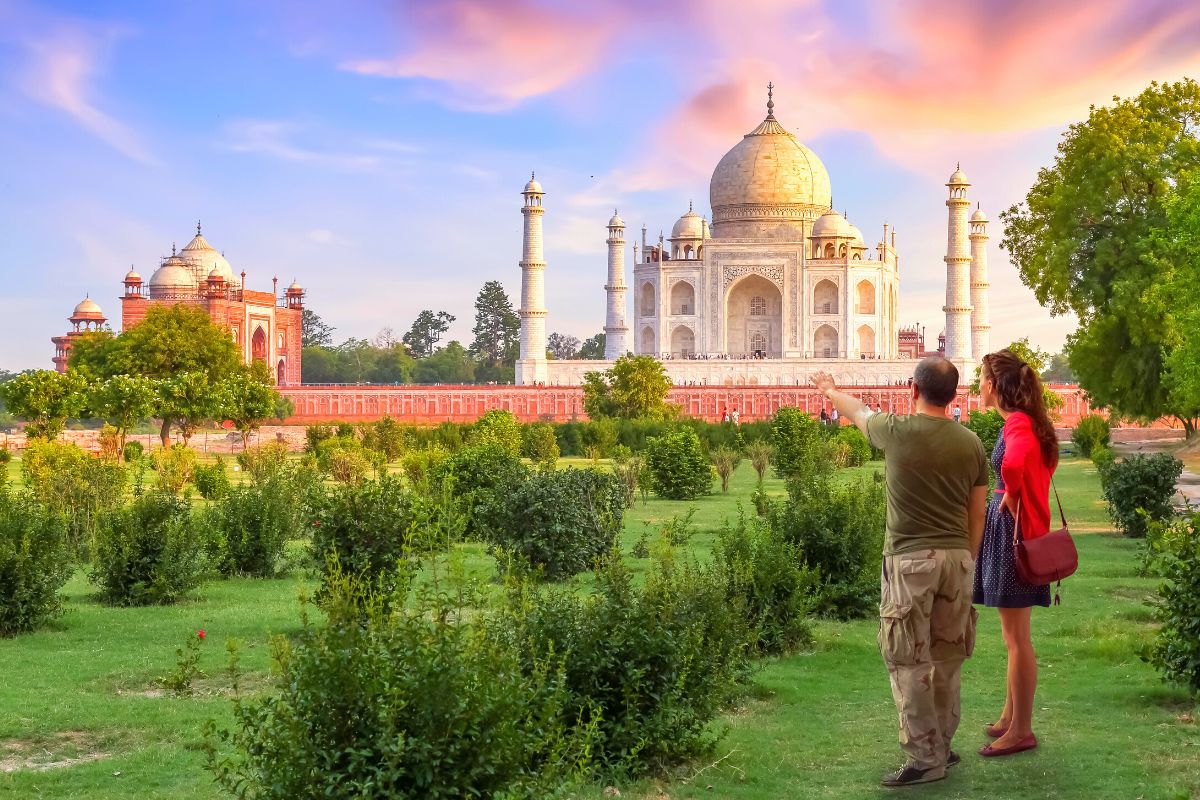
left=3, top=0, right=1199, bottom=370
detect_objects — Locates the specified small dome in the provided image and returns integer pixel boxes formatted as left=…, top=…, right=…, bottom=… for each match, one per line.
left=811, top=208, right=850, bottom=238
left=523, top=172, right=543, bottom=194
left=845, top=220, right=864, bottom=243
left=124, top=268, right=141, bottom=282
left=947, top=165, right=969, bottom=185
left=149, top=255, right=197, bottom=293
left=179, top=230, right=236, bottom=283
left=72, top=297, right=104, bottom=318
left=288, top=280, right=303, bottom=291
left=208, top=265, right=226, bottom=281
left=670, top=202, right=704, bottom=240
left=971, top=205, right=988, bottom=222
left=608, top=209, right=624, bottom=228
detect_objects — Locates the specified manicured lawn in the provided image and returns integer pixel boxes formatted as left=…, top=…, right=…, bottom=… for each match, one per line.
left=1, top=456, right=1196, bottom=799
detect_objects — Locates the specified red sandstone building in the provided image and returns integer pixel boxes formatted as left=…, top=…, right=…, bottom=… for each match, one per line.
left=53, top=224, right=304, bottom=385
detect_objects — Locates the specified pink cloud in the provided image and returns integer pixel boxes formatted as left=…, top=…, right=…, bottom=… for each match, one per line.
left=341, top=0, right=628, bottom=111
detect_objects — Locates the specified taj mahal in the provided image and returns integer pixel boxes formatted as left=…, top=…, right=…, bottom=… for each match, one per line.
left=514, top=85, right=992, bottom=387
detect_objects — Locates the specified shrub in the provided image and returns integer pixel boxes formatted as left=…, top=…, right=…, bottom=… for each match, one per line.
left=964, top=408, right=1004, bottom=456
left=496, top=553, right=750, bottom=775
left=303, top=424, right=333, bottom=454
left=206, top=567, right=588, bottom=799
left=154, top=444, right=197, bottom=494
left=469, top=409, right=522, bottom=455
left=194, top=458, right=231, bottom=500
left=770, top=408, right=830, bottom=483
left=0, top=492, right=71, bottom=636
left=1142, top=511, right=1200, bottom=694
left=834, top=426, right=873, bottom=467
left=1103, top=453, right=1183, bottom=538
left=1091, top=444, right=1116, bottom=490
left=335, top=422, right=355, bottom=438
left=236, top=442, right=290, bottom=483
left=311, top=476, right=418, bottom=598
left=434, top=444, right=529, bottom=538
left=98, top=424, right=121, bottom=461
left=91, top=491, right=207, bottom=605
left=480, top=468, right=623, bottom=581
left=713, top=510, right=817, bottom=655
left=746, top=440, right=772, bottom=484
left=122, top=440, right=144, bottom=462
left=314, top=435, right=362, bottom=473
left=610, top=446, right=640, bottom=508
left=770, top=477, right=885, bottom=619
left=328, top=447, right=371, bottom=484
left=522, top=422, right=560, bottom=468
left=400, top=444, right=449, bottom=490
left=205, top=475, right=303, bottom=578
left=580, top=417, right=619, bottom=458
left=21, top=440, right=126, bottom=555
left=711, top=446, right=742, bottom=492
left=361, top=415, right=405, bottom=462
left=642, top=428, right=712, bottom=500
left=1071, top=413, right=1110, bottom=458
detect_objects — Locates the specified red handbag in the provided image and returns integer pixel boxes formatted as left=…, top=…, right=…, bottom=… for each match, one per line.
left=1013, top=483, right=1078, bottom=604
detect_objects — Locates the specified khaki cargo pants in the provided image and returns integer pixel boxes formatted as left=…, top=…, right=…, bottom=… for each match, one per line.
left=878, top=548, right=977, bottom=770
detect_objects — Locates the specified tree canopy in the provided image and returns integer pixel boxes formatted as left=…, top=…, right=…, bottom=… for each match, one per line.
left=403, top=310, right=455, bottom=358
left=69, top=304, right=241, bottom=381
left=1000, top=78, right=1200, bottom=432
left=579, top=333, right=606, bottom=360
left=0, top=370, right=88, bottom=439
left=547, top=332, right=580, bottom=360
left=469, top=281, right=519, bottom=382
left=582, top=355, right=675, bottom=419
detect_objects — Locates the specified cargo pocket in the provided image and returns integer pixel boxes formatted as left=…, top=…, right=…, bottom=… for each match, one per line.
left=878, top=601, right=916, bottom=666
left=965, top=606, right=978, bottom=657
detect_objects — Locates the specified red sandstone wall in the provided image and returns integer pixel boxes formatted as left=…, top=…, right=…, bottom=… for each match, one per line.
left=278, top=383, right=1099, bottom=426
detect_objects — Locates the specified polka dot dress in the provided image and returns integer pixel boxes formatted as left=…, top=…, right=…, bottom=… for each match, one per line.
left=973, top=426, right=1051, bottom=608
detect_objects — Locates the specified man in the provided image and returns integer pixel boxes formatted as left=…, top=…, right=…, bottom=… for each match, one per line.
left=953, top=405, right=962, bottom=423
left=812, top=357, right=988, bottom=788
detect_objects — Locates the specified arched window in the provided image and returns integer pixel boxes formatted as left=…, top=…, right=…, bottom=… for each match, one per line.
left=814, top=324, right=838, bottom=358
left=684, top=245, right=694, bottom=259
left=277, top=359, right=286, bottom=385
left=750, top=296, right=767, bottom=316
left=856, top=280, right=876, bottom=315
left=640, top=283, right=655, bottom=317
left=838, top=243, right=847, bottom=258
left=823, top=243, right=835, bottom=258
left=671, top=326, right=694, bottom=358
left=813, top=280, right=838, bottom=315
left=277, top=332, right=284, bottom=349
left=857, top=325, right=876, bottom=355
left=640, top=326, right=655, bottom=354
left=670, top=281, right=695, bottom=315
left=252, top=327, right=268, bottom=362
left=750, top=331, right=766, bottom=355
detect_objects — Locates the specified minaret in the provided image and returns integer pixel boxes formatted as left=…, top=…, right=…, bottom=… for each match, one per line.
left=604, top=210, right=629, bottom=359
left=516, top=172, right=548, bottom=385
left=942, top=164, right=973, bottom=368
left=969, top=203, right=991, bottom=361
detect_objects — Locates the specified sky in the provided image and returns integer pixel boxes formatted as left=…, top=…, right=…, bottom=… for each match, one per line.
left=2, top=0, right=1200, bottom=370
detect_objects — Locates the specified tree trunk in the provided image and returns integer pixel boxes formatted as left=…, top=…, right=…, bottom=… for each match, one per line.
left=159, top=417, right=173, bottom=448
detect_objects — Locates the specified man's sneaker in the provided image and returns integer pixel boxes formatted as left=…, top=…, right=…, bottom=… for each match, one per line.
left=947, top=751, right=960, bottom=767
left=880, top=763, right=947, bottom=787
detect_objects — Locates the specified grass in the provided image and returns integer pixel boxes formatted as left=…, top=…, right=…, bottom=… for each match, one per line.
left=1, top=456, right=1198, bottom=799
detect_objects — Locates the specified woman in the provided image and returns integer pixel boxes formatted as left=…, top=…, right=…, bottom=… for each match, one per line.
left=973, top=349, right=1059, bottom=757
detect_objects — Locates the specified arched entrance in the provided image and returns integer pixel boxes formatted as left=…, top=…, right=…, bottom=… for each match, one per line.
left=277, top=358, right=286, bottom=385
left=670, top=281, right=695, bottom=315
left=814, top=279, right=838, bottom=314
left=725, top=274, right=782, bottom=358
left=857, top=325, right=875, bottom=355
left=640, top=283, right=655, bottom=317
left=670, top=325, right=694, bottom=357
left=252, top=327, right=268, bottom=362
left=640, top=326, right=655, bottom=355
left=856, top=280, right=875, bottom=314
left=814, top=324, right=838, bottom=358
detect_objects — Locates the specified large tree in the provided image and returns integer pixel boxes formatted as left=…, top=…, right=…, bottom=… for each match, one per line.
left=1160, top=170, right=1200, bottom=429
left=582, top=354, right=675, bottom=419
left=469, top=281, right=520, bottom=366
left=1041, top=352, right=1076, bottom=384
left=88, top=374, right=158, bottom=456
left=0, top=370, right=88, bottom=439
left=413, top=341, right=476, bottom=385
left=403, top=310, right=455, bottom=358
left=578, top=333, right=606, bottom=360
left=546, top=332, right=580, bottom=360
left=301, top=309, right=335, bottom=348
left=221, top=362, right=281, bottom=446
left=1000, top=78, right=1200, bottom=432
left=158, top=372, right=223, bottom=446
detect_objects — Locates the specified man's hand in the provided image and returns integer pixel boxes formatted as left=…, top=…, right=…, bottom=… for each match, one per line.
left=811, top=371, right=836, bottom=398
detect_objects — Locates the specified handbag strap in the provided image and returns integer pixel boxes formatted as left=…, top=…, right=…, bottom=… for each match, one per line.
left=1011, top=477, right=1067, bottom=546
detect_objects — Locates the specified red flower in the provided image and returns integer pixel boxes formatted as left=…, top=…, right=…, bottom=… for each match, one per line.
left=197, top=629, right=206, bottom=640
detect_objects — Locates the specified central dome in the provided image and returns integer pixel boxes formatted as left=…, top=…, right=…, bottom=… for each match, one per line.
left=179, top=226, right=235, bottom=284
left=708, top=88, right=832, bottom=239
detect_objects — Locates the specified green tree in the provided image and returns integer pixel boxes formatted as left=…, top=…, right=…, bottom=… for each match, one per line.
left=403, top=310, right=455, bottom=358
left=642, top=428, right=713, bottom=500
left=582, top=355, right=674, bottom=419
left=88, top=375, right=158, bottom=456
left=770, top=407, right=830, bottom=484
left=1160, top=171, right=1200, bottom=428
left=1000, top=78, right=1200, bottom=433
left=578, top=333, right=606, bottom=360
left=469, top=281, right=520, bottom=376
left=970, top=337, right=1063, bottom=416
left=0, top=370, right=88, bottom=439
left=546, top=332, right=580, bottom=360
left=469, top=409, right=522, bottom=455
left=413, top=341, right=476, bottom=384
left=301, top=309, right=335, bottom=348
left=1041, top=352, right=1076, bottom=383
left=372, top=345, right=416, bottom=384
left=158, top=372, right=223, bottom=446
left=221, top=363, right=281, bottom=446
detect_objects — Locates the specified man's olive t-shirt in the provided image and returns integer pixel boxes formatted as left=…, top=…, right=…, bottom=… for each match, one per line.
left=865, top=412, right=988, bottom=555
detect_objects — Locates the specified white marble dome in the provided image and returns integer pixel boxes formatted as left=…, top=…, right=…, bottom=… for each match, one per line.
left=811, top=208, right=849, bottom=238
left=148, top=255, right=197, bottom=294
left=179, top=231, right=235, bottom=283
left=72, top=297, right=104, bottom=318
left=971, top=206, right=988, bottom=222
left=670, top=202, right=705, bottom=240
left=608, top=210, right=625, bottom=228
left=948, top=166, right=969, bottom=185
left=523, top=173, right=543, bottom=194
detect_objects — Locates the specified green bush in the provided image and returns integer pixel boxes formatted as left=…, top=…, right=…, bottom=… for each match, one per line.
left=711, top=446, right=742, bottom=492
left=712, top=510, right=816, bottom=655
left=1103, top=453, right=1183, bottom=538
left=469, top=409, right=522, bottom=455
left=236, top=442, right=290, bottom=483
left=205, top=477, right=300, bottom=578
left=91, top=491, right=208, bottom=606
left=310, top=476, right=417, bottom=599
left=1142, top=511, right=1200, bottom=694
left=122, top=440, right=144, bottom=462
left=642, top=428, right=712, bottom=500
left=21, top=440, right=126, bottom=555
left=206, top=567, right=588, bottom=799
left=0, top=447, right=11, bottom=464
left=1071, top=413, right=1111, bottom=458
left=770, top=477, right=885, bottom=619
left=194, top=458, right=231, bottom=501
left=303, top=424, right=333, bottom=454
left=480, top=468, right=624, bottom=581
left=400, top=444, right=449, bottom=491
left=522, top=422, right=560, bottom=468
left=1091, top=444, right=1116, bottom=490
left=496, top=553, right=750, bottom=776
left=833, top=426, right=873, bottom=467
left=964, top=409, right=1004, bottom=456
left=314, top=435, right=362, bottom=473
left=434, top=444, right=529, bottom=538
left=770, top=408, right=831, bottom=483
left=154, top=444, right=197, bottom=494
left=0, top=492, right=71, bottom=636
left=328, top=447, right=372, bottom=484
left=361, top=415, right=406, bottom=462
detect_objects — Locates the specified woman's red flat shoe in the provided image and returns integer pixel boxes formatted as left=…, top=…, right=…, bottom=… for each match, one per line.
left=978, top=733, right=1037, bottom=757
left=985, top=722, right=1009, bottom=738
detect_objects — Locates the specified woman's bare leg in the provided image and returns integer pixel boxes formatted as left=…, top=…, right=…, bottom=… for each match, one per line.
left=992, top=607, right=1036, bottom=747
